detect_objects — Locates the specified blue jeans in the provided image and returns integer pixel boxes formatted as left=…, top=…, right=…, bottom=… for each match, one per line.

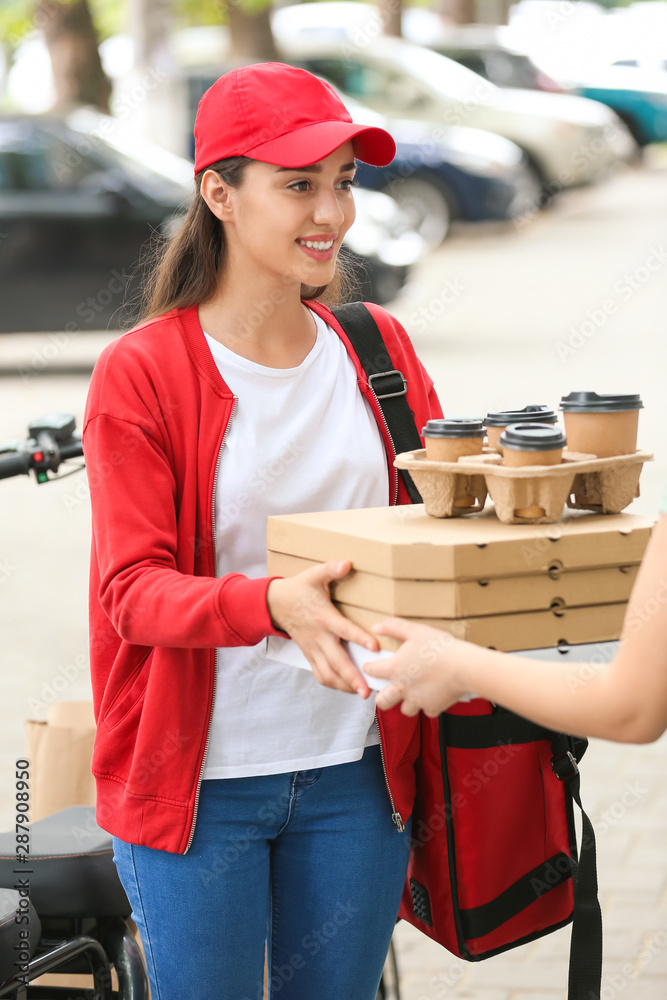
left=112, top=745, right=412, bottom=1000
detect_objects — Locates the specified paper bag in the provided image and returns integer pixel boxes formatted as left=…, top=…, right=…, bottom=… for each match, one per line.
left=25, top=700, right=96, bottom=822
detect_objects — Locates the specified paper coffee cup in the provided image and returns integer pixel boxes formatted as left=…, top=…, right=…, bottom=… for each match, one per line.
left=422, top=418, right=485, bottom=463
left=499, top=423, right=567, bottom=518
left=499, top=423, right=567, bottom=467
left=485, top=405, right=557, bottom=452
left=559, top=392, right=642, bottom=458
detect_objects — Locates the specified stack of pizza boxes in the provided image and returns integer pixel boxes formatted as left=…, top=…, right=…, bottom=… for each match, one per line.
left=266, top=505, right=653, bottom=652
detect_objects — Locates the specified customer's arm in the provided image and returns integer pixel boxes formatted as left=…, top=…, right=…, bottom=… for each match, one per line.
left=365, top=515, right=667, bottom=744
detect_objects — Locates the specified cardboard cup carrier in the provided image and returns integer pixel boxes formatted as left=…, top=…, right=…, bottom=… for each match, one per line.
left=399, top=395, right=649, bottom=524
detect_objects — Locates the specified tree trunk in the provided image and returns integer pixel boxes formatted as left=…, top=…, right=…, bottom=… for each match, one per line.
left=496, top=0, right=512, bottom=25
left=37, top=0, right=111, bottom=111
left=226, top=3, right=279, bottom=63
left=443, top=0, right=478, bottom=24
left=379, top=0, right=402, bottom=38
left=125, top=0, right=189, bottom=157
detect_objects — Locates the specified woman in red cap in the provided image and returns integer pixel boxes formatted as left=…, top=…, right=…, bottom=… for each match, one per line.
left=83, top=63, right=442, bottom=999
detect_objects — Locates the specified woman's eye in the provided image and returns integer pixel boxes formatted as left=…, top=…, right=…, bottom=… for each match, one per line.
left=287, top=178, right=358, bottom=192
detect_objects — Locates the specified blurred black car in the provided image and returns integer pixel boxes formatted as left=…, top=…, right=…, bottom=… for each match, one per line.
left=0, top=111, right=191, bottom=333
left=0, top=110, right=423, bottom=333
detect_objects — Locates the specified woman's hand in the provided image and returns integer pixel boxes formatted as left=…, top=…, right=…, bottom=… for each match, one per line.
left=266, top=560, right=379, bottom=698
left=363, top=618, right=470, bottom=716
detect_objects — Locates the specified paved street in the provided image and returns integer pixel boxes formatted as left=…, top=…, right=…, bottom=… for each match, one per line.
left=1, top=153, right=666, bottom=998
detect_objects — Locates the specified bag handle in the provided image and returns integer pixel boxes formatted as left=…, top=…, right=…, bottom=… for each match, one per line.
left=331, top=302, right=423, bottom=504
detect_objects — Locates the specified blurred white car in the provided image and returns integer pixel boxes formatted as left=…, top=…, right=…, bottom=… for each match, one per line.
left=272, top=3, right=636, bottom=192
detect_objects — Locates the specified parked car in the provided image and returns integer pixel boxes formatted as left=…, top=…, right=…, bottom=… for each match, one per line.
left=571, top=67, right=667, bottom=146
left=0, top=111, right=424, bottom=332
left=503, top=0, right=667, bottom=145
left=270, top=5, right=636, bottom=192
left=0, top=111, right=191, bottom=334
left=400, top=16, right=567, bottom=94
left=346, top=97, right=541, bottom=246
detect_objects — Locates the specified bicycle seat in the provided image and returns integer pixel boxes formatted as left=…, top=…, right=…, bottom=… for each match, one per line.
left=0, top=807, right=131, bottom=919
left=0, top=888, right=41, bottom=983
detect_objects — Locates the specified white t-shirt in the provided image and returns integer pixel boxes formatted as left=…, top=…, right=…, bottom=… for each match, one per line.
left=201, top=308, right=390, bottom=779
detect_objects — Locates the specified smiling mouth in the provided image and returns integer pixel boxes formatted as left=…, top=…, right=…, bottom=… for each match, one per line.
left=297, top=239, right=335, bottom=250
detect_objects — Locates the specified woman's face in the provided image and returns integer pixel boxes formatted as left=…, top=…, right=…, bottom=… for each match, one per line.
left=205, top=141, right=357, bottom=290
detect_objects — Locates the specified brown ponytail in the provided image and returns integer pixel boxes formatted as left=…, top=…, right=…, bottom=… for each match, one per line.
left=138, top=157, right=356, bottom=324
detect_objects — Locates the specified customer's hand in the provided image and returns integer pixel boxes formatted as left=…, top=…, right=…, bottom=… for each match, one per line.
left=266, top=560, right=378, bottom=698
left=364, top=618, right=468, bottom=716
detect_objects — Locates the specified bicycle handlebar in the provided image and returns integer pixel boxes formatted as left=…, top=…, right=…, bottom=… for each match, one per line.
left=58, top=439, right=85, bottom=462
left=0, top=450, right=32, bottom=480
left=0, top=414, right=84, bottom=483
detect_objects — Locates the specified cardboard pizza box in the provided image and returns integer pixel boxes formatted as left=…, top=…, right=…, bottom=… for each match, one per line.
left=266, top=504, right=652, bottom=582
left=334, top=601, right=627, bottom=652
left=266, top=551, right=639, bottom=617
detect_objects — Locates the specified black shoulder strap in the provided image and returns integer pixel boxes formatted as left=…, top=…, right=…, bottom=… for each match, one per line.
left=551, top=735, right=603, bottom=1000
left=331, top=302, right=423, bottom=504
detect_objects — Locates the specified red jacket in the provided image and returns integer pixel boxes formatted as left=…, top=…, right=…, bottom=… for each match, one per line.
left=83, top=299, right=442, bottom=853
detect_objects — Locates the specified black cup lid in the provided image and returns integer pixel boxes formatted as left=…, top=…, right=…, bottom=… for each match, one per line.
left=560, top=392, right=643, bottom=412
left=499, top=422, right=567, bottom=451
left=422, top=418, right=485, bottom=438
left=485, top=405, right=557, bottom=427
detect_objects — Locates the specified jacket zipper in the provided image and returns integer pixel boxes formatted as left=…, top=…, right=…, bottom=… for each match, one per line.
left=366, top=382, right=400, bottom=507
left=366, top=380, right=404, bottom=831
left=376, top=713, right=405, bottom=832
left=184, top=396, right=238, bottom=853
left=185, top=387, right=405, bottom=844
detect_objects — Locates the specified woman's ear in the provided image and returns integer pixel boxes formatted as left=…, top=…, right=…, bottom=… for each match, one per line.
left=200, top=169, right=235, bottom=221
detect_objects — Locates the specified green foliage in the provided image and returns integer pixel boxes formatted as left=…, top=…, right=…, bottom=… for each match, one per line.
left=0, top=0, right=123, bottom=50
left=176, top=0, right=274, bottom=28
left=0, top=0, right=40, bottom=48
left=89, top=0, right=124, bottom=39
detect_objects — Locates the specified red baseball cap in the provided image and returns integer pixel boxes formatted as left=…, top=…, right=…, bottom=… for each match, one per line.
left=193, top=62, right=396, bottom=174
